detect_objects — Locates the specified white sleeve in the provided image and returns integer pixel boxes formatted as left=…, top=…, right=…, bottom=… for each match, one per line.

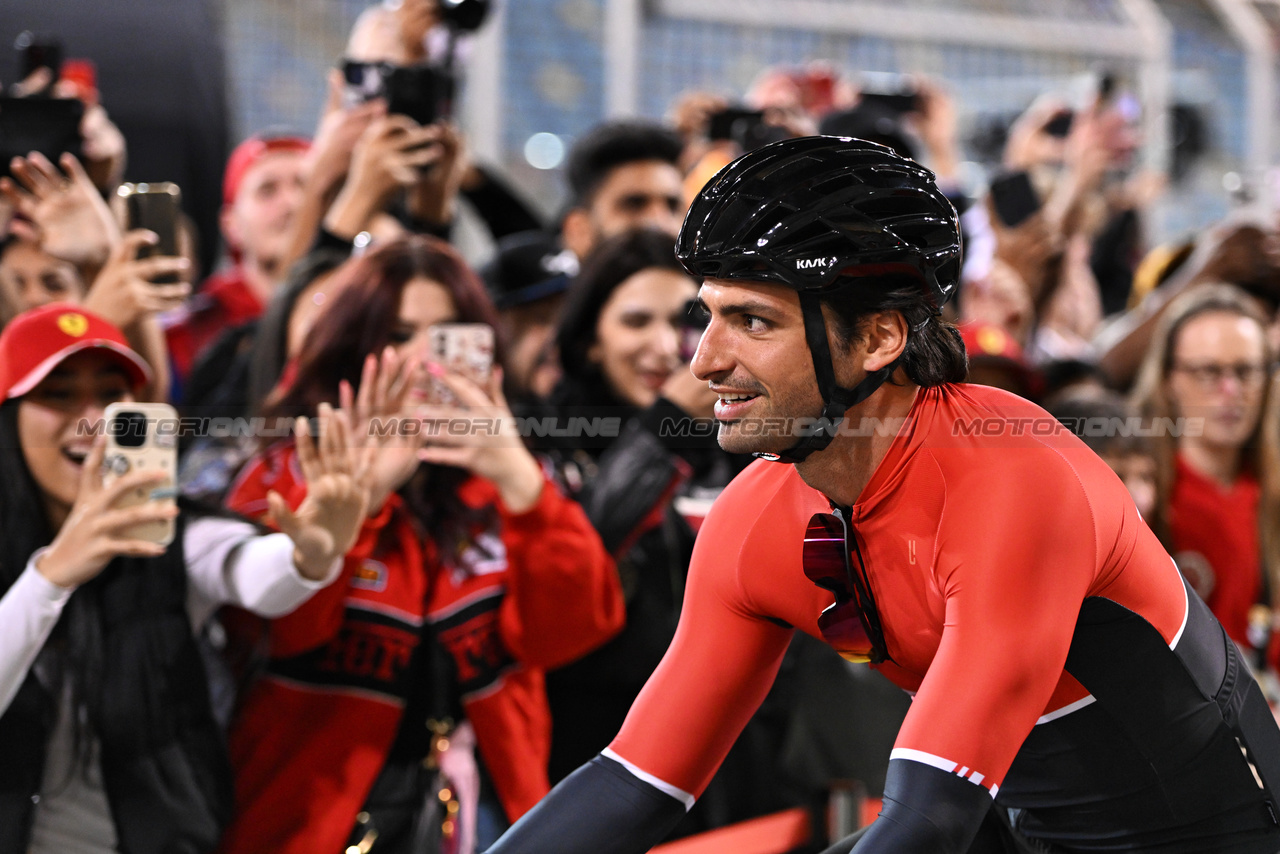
left=0, top=558, right=73, bottom=716
left=184, top=516, right=343, bottom=630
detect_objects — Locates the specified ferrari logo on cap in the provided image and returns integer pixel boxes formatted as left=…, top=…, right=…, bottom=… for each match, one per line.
left=57, top=313, right=89, bottom=337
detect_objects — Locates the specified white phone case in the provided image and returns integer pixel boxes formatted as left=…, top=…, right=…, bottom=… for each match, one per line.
left=427, top=323, right=494, bottom=405
left=102, top=401, right=178, bottom=546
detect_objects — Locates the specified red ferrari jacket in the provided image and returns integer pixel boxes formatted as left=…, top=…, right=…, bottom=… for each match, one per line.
left=218, top=443, right=624, bottom=854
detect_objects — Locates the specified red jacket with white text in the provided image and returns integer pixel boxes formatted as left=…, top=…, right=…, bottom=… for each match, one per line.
left=217, top=443, right=624, bottom=854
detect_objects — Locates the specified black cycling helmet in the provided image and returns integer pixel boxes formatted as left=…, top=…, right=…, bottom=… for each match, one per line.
left=676, top=135, right=961, bottom=463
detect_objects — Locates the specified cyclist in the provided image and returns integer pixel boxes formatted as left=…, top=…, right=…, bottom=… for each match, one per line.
left=488, top=136, right=1280, bottom=854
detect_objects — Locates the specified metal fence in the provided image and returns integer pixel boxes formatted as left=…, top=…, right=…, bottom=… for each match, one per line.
left=218, top=0, right=1277, bottom=245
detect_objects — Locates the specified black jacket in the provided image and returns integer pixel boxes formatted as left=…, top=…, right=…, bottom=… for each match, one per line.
left=0, top=516, right=232, bottom=854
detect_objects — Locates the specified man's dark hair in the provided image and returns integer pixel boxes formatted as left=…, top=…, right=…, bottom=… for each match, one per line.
left=565, top=120, right=684, bottom=209
left=823, top=275, right=968, bottom=388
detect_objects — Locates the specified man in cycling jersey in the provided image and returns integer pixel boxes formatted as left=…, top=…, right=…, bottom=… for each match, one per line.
left=487, top=136, right=1280, bottom=854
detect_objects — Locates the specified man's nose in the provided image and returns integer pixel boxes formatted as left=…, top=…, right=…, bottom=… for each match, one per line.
left=690, top=321, right=727, bottom=381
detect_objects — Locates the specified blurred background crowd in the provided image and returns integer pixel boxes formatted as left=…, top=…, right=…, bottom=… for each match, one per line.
left=2, top=0, right=1280, bottom=852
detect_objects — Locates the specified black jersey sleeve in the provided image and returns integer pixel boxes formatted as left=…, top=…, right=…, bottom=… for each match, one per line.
left=485, top=754, right=686, bottom=854
left=850, top=757, right=995, bottom=853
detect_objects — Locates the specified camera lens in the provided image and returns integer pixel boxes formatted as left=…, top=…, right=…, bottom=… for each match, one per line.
left=438, top=0, right=490, bottom=32
left=110, top=411, right=148, bottom=448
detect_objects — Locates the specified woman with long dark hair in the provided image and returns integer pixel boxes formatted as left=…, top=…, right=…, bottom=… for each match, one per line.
left=541, top=229, right=761, bottom=822
left=217, top=234, right=623, bottom=854
left=0, top=303, right=367, bottom=854
left=1130, top=283, right=1280, bottom=667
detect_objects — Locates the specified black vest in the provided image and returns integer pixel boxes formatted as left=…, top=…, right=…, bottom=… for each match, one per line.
left=0, top=516, right=233, bottom=853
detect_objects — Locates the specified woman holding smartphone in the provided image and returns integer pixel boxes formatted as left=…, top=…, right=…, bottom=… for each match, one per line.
left=217, top=235, right=622, bottom=854
left=0, top=303, right=370, bottom=854
left=537, top=228, right=728, bottom=788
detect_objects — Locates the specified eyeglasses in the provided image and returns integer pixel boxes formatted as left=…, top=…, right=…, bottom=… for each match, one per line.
left=802, top=510, right=888, bottom=664
left=1169, top=361, right=1270, bottom=389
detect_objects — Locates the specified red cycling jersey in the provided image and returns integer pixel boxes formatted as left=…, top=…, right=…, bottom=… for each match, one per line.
left=608, top=382, right=1186, bottom=803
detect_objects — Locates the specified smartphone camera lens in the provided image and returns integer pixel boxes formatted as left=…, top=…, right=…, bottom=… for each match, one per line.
left=110, top=411, right=149, bottom=448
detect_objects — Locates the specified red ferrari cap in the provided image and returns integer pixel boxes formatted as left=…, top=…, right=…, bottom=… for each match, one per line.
left=0, top=304, right=152, bottom=401
left=222, top=133, right=310, bottom=207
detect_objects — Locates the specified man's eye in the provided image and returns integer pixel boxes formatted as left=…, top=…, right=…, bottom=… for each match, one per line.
left=743, top=315, right=768, bottom=331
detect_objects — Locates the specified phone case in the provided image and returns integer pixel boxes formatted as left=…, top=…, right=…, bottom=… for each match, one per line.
left=102, top=402, right=178, bottom=546
left=116, top=183, right=183, bottom=281
left=989, top=171, right=1041, bottom=229
left=427, top=324, right=494, bottom=405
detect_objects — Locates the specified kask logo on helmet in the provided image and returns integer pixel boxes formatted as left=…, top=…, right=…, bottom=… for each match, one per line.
left=795, top=257, right=837, bottom=271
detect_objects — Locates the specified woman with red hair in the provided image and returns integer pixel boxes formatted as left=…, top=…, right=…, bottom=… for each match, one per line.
left=217, top=235, right=623, bottom=854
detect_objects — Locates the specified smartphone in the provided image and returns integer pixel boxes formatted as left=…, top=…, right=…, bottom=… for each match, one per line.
left=385, top=65, right=450, bottom=126
left=14, top=31, right=62, bottom=83
left=989, top=170, right=1041, bottom=229
left=858, top=72, right=921, bottom=115
left=707, top=106, right=789, bottom=152
left=103, top=402, right=178, bottom=547
left=59, top=58, right=99, bottom=105
left=341, top=59, right=450, bottom=125
left=117, top=183, right=182, bottom=282
left=708, top=107, right=764, bottom=142
left=427, top=323, right=494, bottom=404
left=0, top=96, right=83, bottom=179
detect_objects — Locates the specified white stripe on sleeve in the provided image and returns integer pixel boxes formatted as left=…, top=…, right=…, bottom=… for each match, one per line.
left=600, top=748, right=696, bottom=811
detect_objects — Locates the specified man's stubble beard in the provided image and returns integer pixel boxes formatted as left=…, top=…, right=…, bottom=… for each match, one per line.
left=714, top=381, right=825, bottom=457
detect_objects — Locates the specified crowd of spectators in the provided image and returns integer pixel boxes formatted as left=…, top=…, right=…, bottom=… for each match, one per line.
left=1, top=2, right=1279, bottom=852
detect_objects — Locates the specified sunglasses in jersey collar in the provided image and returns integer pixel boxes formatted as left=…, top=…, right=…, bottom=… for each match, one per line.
left=803, top=509, right=889, bottom=665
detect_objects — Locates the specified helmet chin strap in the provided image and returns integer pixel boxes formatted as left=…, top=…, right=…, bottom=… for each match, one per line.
left=753, top=291, right=896, bottom=464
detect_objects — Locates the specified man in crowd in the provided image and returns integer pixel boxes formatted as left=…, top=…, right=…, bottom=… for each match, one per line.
left=559, top=119, right=685, bottom=261
left=481, top=230, right=577, bottom=402
left=487, top=137, right=1280, bottom=853
left=164, top=133, right=309, bottom=390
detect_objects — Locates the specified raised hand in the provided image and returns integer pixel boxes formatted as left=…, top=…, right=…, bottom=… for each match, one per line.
left=392, top=0, right=439, bottom=64
left=0, top=152, right=121, bottom=271
left=267, top=404, right=371, bottom=580
left=406, top=122, right=469, bottom=228
left=323, top=114, right=444, bottom=239
left=82, top=230, right=191, bottom=329
left=35, top=434, right=178, bottom=588
left=339, top=346, right=427, bottom=515
left=77, top=103, right=128, bottom=191
left=417, top=365, right=545, bottom=514
left=304, top=68, right=388, bottom=194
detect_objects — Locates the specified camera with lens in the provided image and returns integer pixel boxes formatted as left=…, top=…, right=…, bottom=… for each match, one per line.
left=343, top=60, right=454, bottom=126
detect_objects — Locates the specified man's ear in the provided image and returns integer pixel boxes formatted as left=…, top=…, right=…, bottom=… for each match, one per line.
left=860, top=310, right=909, bottom=372
left=219, top=205, right=243, bottom=255
left=561, top=208, right=595, bottom=260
